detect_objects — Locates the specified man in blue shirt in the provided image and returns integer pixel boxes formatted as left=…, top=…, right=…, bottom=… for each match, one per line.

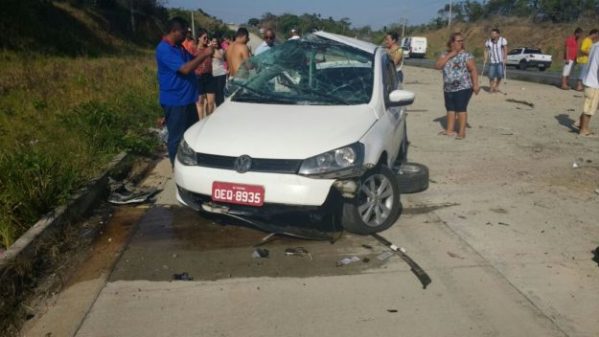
left=156, top=17, right=212, bottom=165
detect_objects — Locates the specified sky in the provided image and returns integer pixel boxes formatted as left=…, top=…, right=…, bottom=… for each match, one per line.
left=165, top=0, right=451, bottom=29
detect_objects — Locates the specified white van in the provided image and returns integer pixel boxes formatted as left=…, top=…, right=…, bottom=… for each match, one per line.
left=409, top=36, right=427, bottom=58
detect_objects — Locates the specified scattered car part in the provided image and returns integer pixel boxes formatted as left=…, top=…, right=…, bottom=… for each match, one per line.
left=371, top=233, right=432, bottom=289
left=394, top=162, right=429, bottom=194
left=252, top=248, right=270, bottom=258
left=201, top=202, right=335, bottom=241
left=173, top=272, right=193, bottom=281
left=336, top=256, right=361, bottom=266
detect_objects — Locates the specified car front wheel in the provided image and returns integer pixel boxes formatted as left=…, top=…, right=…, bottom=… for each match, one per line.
left=341, top=166, right=402, bottom=234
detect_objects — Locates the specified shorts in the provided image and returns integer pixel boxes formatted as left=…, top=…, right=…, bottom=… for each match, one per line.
left=444, top=88, right=473, bottom=112
left=582, top=87, right=599, bottom=116
left=578, top=63, right=589, bottom=80
left=487, top=63, right=504, bottom=80
left=198, top=73, right=216, bottom=94
left=562, top=60, right=575, bottom=77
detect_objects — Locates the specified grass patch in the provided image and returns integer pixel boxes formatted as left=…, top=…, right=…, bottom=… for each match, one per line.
left=0, top=51, right=161, bottom=248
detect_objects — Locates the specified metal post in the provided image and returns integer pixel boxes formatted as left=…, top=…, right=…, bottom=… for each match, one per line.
left=448, top=0, right=452, bottom=28
left=191, top=10, right=196, bottom=38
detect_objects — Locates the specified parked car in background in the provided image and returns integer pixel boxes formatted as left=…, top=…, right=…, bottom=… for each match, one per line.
left=175, top=31, right=428, bottom=235
left=409, top=37, right=427, bottom=58
left=506, top=47, right=552, bottom=71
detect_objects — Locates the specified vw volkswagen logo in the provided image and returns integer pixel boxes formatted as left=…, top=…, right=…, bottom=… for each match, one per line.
left=234, top=155, right=252, bottom=173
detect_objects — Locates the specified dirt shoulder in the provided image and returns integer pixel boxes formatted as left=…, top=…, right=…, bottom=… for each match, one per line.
left=404, top=65, right=599, bottom=336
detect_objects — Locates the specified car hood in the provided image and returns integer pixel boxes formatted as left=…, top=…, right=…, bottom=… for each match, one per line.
left=184, top=102, right=377, bottom=159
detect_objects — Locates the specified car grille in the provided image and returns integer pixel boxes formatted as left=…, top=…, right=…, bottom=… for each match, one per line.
left=195, top=153, right=302, bottom=174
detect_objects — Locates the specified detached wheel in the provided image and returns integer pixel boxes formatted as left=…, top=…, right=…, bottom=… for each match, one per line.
left=395, top=162, right=429, bottom=194
left=518, top=60, right=528, bottom=70
left=341, top=166, right=402, bottom=235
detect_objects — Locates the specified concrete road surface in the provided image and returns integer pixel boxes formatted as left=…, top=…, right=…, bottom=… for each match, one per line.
left=22, top=66, right=599, bottom=337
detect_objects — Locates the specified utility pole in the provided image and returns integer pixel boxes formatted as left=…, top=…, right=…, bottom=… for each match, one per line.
left=448, top=0, right=452, bottom=28
left=190, top=10, right=196, bottom=38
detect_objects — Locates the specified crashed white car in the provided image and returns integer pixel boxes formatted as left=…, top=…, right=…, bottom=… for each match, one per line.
left=175, top=31, right=427, bottom=234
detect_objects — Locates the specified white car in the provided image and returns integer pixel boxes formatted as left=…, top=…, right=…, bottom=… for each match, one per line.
left=506, top=47, right=552, bottom=71
left=175, top=31, right=427, bottom=234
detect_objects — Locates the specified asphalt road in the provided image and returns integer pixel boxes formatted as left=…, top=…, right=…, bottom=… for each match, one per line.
left=405, top=58, right=567, bottom=87
left=21, top=66, right=599, bottom=337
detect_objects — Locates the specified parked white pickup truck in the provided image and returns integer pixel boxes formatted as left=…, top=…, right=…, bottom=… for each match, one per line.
left=506, top=47, right=552, bottom=71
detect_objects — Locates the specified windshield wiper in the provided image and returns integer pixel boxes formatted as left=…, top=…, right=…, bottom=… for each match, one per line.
left=232, top=81, right=297, bottom=104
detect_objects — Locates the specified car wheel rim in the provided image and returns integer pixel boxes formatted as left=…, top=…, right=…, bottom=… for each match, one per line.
left=357, top=174, right=395, bottom=227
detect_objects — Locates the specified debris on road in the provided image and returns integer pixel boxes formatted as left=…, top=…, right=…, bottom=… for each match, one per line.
left=447, top=251, right=465, bottom=259
left=108, top=183, right=160, bottom=205
left=252, top=248, right=270, bottom=258
left=336, top=256, right=361, bottom=266
left=361, top=244, right=373, bottom=250
left=372, top=233, right=432, bottom=289
left=594, top=189, right=599, bottom=195
left=506, top=98, right=534, bottom=108
left=387, top=309, right=398, bottom=313
left=172, top=272, right=193, bottom=281
left=592, top=247, right=599, bottom=267
left=497, top=222, right=510, bottom=226
left=284, top=247, right=311, bottom=260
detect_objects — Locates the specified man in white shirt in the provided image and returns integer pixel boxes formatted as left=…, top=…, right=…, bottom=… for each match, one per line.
left=483, top=28, right=508, bottom=93
left=578, top=41, right=599, bottom=136
left=255, top=28, right=276, bottom=55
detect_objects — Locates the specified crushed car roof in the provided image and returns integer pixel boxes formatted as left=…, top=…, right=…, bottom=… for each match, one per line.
left=313, top=31, right=378, bottom=55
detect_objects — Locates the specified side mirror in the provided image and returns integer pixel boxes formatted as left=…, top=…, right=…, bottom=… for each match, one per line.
left=388, top=90, right=415, bottom=107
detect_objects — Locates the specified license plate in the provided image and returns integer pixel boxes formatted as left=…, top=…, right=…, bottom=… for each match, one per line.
left=211, top=182, right=265, bottom=206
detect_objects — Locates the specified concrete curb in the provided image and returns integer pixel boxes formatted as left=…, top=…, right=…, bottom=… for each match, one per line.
left=0, top=152, right=139, bottom=336
left=0, top=152, right=131, bottom=271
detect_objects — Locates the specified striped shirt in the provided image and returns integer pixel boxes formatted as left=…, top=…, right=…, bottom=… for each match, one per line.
left=485, top=37, right=508, bottom=63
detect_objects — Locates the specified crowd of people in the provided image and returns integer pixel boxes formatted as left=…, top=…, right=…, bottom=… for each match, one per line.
left=156, top=16, right=599, bottom=166
left=426, top=27, right=599, bottom=139
left=155, top=17, right=304, bottom=166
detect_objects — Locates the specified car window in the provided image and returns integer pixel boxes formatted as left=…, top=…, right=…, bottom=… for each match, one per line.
left=508, top=49, right=521, bottom=55
left=524, top=48, right=541, bottom=54
left=230, top=35, right=374, bottom=105
left=381, top=55, right=397, bottom=106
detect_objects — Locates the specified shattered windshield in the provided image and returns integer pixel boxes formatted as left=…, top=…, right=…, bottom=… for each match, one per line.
left=230, top=34, right=374, bottom=105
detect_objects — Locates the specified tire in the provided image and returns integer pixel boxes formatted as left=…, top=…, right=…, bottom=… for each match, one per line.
left=397, top=122, right=408, bottom=164
left=394, top=162, right=429, bottom=194
left=341, top=166, right=402, bottom=235
left=538, top=66, right=546, bottom=72
left=518, top=60, right=528, bottom=70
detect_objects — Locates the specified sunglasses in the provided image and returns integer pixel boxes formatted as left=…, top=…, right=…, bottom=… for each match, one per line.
left=264, top=36, right=274, bottom=40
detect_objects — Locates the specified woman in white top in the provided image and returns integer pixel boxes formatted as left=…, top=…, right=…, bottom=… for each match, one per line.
left=211, top=37, right=228, bottom=106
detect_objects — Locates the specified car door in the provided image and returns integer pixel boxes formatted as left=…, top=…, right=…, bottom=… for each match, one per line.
left=381, top=54, right=404, bottom=163
left=507, top=48, right=522, bottom=65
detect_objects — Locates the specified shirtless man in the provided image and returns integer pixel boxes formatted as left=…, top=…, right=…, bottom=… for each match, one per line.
left=226, top=28, right=251, bottom=77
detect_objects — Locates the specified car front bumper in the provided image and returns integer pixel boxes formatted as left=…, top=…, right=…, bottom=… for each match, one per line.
left=174, top=162, right=337, bottom=207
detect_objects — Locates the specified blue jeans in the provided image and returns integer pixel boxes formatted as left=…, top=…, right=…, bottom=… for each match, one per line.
left=488, top=63, right=504, bottom=80
left=162, top=104, right=198, bottom=165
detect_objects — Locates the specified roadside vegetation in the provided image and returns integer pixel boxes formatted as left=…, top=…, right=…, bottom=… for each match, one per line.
left=0, top=0, right=231, bottom=250
left=0, top=51, right=161, bottom=249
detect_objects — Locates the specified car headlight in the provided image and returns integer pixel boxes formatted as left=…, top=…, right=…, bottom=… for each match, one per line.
left=176, top=139, right=198, bottom=166
left=298, top=143, right=365, bottom=178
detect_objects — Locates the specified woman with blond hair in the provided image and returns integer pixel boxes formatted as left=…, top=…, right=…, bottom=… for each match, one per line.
left=435, top=32, right=480, bottom=139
